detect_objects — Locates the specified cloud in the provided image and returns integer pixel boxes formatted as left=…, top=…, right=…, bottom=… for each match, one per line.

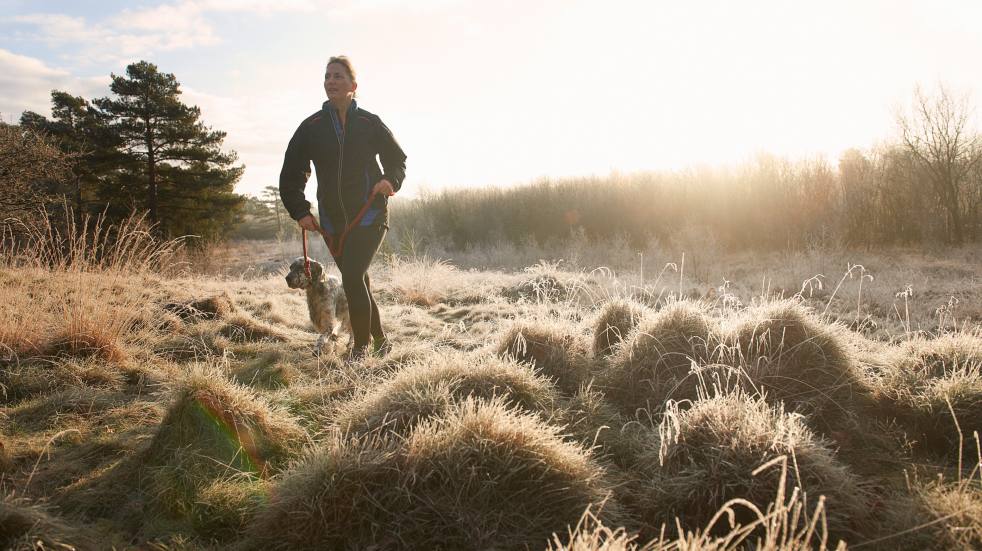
left=5, top=0, right=317, bottom=65
left=0, top=49, right=109, bottom=121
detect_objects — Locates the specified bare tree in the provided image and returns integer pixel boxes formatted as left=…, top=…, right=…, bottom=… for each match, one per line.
left=898, top=84, right=982, bottom=244
left=0, top=122, right=72, bottom=218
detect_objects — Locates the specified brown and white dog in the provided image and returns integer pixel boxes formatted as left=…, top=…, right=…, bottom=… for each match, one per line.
left=285, top=257, right=351, bottom=354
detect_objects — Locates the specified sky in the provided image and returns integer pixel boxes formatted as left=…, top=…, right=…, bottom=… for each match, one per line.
left=2, top=0, right=982, bottom=199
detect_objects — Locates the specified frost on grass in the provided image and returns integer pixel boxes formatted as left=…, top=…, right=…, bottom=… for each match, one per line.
left=639, top=389, right=867, bottom=541
left=140, top=365, right=304, bottom=529
left=601, top=300, right=720, bottom=412
left=497, top=320, right=592, bottom=393
left=593, top=299, right=647, bottom=358
left=874, top=332, right=982, bottom=457
left=724, top=300, right=864, bottom=424
left=249, top=398, right=623, bottom=551
left=335, top=351, right=559, bottom=436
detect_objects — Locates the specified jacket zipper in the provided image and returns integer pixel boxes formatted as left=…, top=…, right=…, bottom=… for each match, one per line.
left=333, top=108, right=349, bottom=228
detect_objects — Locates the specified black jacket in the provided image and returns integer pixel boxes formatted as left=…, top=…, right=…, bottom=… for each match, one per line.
left=279, top=99, right=406, bottom=233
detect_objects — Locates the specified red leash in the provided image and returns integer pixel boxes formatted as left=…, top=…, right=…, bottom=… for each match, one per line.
left=303, top=190, right=381, bottom=279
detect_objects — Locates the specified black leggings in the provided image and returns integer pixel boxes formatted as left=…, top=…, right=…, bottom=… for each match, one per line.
left=332, top=224, right=386, bottom=350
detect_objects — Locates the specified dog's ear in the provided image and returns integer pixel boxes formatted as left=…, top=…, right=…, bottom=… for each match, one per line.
left=309, top=261, right=323, bottom=279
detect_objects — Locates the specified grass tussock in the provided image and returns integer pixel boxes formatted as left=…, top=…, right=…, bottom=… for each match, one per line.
left=250, top=398, right=621, bottom=550
left=218, top=313, right=288, bottom=343
left=560, top=384, right=653, bottom=469
left=914, top=474, right=982, bottom=550
left=232, top=349, right=296, bottom=389
left=726, top=300, right=862, bottom=420
left=191, top=478, right=269, bottom=541
left=593, top=299, right=647, bottom=358
left=640, top=389, right=866, bottom=539
left=0, top=270, right=155, bottom=365
left=165, top=292, right=237, bottom=321
left=142, top=365, right=304, bottom=519
left=497, top=321, right=591, bottom=393
left=335, top=351, right=559, bottom=436
left=602, top=301, right=718, bottom=412
left=1, top=355, right=125, bottom=406
left=0, top=496, right=100, bottom=551
left=504, top=261, right=586, bottom=302
left=874, top=332, right=982, bottom=457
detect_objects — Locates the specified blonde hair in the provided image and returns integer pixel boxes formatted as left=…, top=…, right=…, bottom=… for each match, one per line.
left=326, top=56, right=356, bottom=83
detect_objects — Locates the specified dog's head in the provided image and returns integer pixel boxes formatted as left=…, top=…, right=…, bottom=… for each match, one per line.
left=286, top=257, right=324, bottom=289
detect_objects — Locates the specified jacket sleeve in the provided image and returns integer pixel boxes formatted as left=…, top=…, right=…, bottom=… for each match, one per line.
left=279, top=124, right=313, bottom=220
left=374, top=117, right=407, bottom=192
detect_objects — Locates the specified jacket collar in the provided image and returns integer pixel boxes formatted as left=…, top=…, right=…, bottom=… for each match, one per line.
left=323, top=98, right=357, bottom=116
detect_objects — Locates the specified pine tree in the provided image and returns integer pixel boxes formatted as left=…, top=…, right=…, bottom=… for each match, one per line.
left=94, top=61, right=243, bottom=238
left=20, top=91, right=119, bottom=222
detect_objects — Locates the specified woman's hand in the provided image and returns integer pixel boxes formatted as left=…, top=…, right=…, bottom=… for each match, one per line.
left=373, top=179, right=395, bottom=196
left=297, top=214, right=320, bottom=231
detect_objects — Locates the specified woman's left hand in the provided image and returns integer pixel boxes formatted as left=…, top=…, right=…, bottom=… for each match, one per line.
left=373, top=179, right=395, bottom=196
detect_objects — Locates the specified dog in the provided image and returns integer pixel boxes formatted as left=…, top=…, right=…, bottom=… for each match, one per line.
left=285, top=257, right=351, bottom=354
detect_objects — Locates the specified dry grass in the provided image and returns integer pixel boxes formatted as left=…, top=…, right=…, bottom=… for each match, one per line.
left=164, top=292, right=237, bottom=321
left=642, top=389, right=867, bottom=541
left=0, top=495, right=102, bottom=550
left=723, top=300, right=864, bottom=424
left=497, top=320, right=592, bottom=393
left=218, top=313, right=288, bottom=343
left=2, top=219, right=981, bottom=549
left=594, top=299, right=648, bottom=358
left=249, top=398, right=622, bottom=550
left=335, top=350, right=559, bottom=436
left=873, top=332, right=982, bottom=457
left=915, top=475, right=982, bottom=550
left=140, top=365, right=304, bottom=525
left=602, top=300, right=720, bottom=412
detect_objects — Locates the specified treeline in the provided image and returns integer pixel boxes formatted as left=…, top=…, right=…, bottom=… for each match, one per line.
left=392, top=86, right=982, bottom=252
left=1, top=61, right=243, bottom=240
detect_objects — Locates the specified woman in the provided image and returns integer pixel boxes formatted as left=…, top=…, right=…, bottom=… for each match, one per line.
left=280, top=55, right=406, bottom=360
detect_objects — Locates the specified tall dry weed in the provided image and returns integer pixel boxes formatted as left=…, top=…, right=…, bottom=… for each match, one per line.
left=0, top=207, right=183, bottom=363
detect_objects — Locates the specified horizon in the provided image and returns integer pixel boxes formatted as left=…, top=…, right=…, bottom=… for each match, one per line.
left=3, top=0, right=982, bottom=200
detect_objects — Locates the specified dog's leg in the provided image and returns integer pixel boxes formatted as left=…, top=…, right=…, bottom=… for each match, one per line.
left=315, top=332, right=329, bottom=356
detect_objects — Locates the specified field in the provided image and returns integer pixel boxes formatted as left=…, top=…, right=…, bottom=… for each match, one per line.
left=1, top=229, right=981, bottom=550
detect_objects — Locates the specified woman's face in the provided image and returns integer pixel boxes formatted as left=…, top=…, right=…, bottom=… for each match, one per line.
left=324, top=63, right=357, bottom=103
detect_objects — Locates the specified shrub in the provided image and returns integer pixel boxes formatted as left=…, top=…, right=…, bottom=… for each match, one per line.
left=249, top=398, right=622, bottom=550
left=497, top=321, right=591, bottom=393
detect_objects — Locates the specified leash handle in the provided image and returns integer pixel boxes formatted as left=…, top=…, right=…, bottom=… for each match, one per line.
left=301, top=189, right=384, bottom=266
